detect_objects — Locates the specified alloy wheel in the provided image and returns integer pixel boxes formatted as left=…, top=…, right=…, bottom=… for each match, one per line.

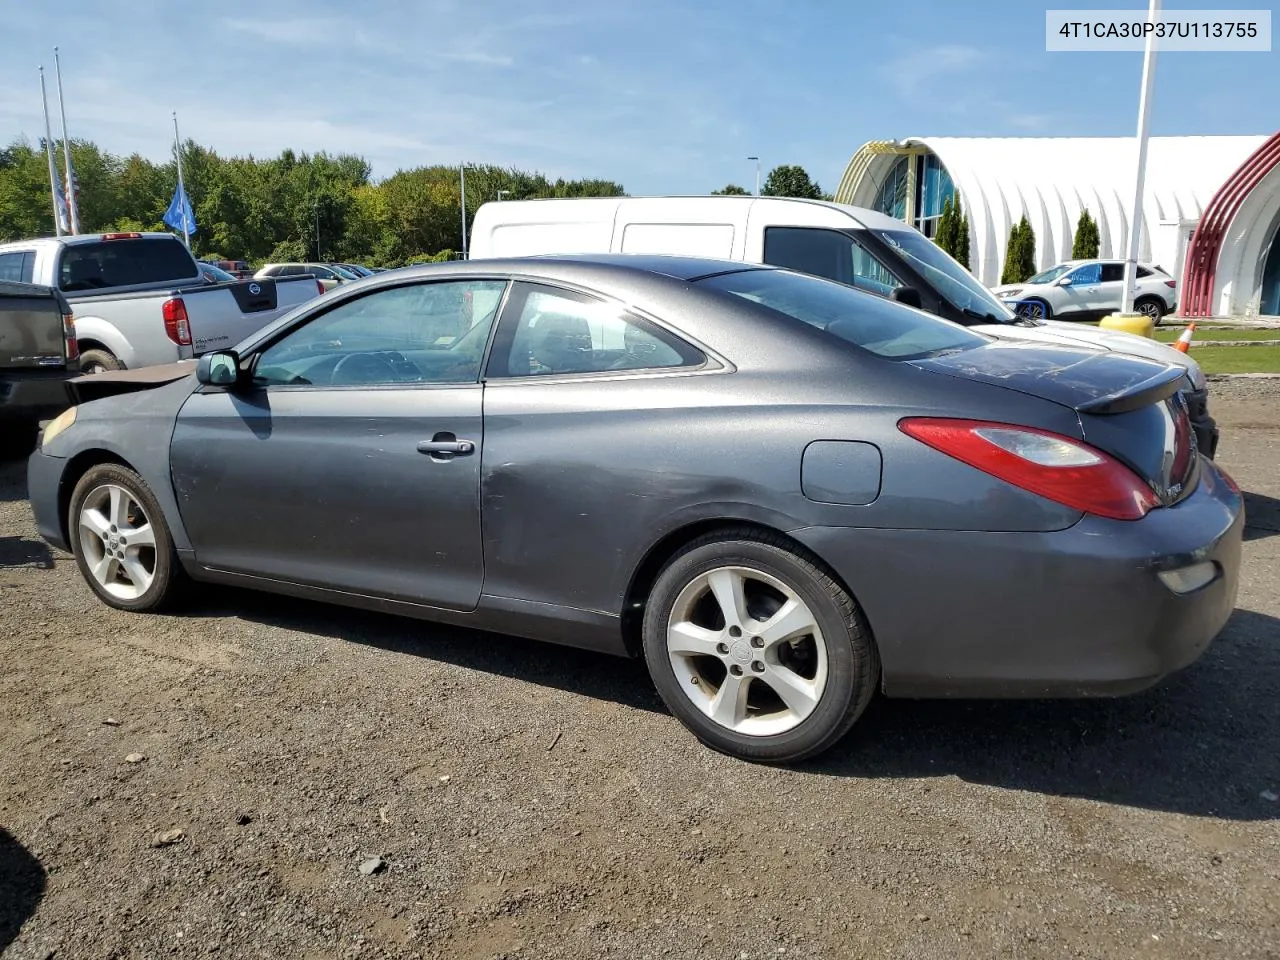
left=666, top=565, right=829, bottom=736
left=76, top=483, right=158, bottom=600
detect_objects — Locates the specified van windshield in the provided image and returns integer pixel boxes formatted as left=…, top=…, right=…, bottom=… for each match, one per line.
left=874, top=230, right=1018, bottom=323
left=698, top=268, right=989, bottom=361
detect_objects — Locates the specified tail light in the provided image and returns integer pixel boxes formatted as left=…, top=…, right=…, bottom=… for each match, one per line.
left=62, top=312, right=79, bottom=362
left=899, top=418, right=1159, bottom=521
left=100, top=232, right=142, bottom=240
left=1165, top=280, right=1177, bottom=288
left=162, top=297, right=192, bottom=346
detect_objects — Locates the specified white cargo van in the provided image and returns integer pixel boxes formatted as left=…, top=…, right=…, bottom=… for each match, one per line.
left=468, top=196, right=1218, bottom=456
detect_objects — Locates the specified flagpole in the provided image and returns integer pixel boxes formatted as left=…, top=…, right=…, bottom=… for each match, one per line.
left=172, top=112, right=190, bottom=249
left=38, top=66, right=64, bottom=237
left=53, top=46, right=80, bottom=234
left=1121, top=0, right=1160, bottom=314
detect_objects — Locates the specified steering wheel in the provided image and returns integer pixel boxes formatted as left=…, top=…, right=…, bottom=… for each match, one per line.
left=330, top=352, right=398, bottom=384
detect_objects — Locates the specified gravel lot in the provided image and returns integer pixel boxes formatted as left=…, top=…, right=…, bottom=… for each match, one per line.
left=2, top=379, right=1278, bottom=960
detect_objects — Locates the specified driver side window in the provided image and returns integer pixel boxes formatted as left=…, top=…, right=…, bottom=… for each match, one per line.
left=254, top=279, right=507, bottom=387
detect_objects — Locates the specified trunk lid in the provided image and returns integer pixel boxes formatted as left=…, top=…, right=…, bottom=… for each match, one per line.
left=913, top=341, right=1199, bottom=506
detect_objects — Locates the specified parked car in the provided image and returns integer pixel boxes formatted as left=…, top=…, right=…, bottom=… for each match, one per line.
left=333, top=262, right=375, bottom=278
left=0, top=233, right=321, bottom=374
left=197, top=260, right=238, bottom=284
left=0, top=280, right=77, bottom=456
left=466, top=197, right=1218, bottom=457
left=991, top=260, right=1177, bottom=324
left=28, top=256, right=1242, bottom=763
left=255, top=262, right=359, bottom=292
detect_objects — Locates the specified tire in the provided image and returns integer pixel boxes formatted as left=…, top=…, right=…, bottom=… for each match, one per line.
left=79, top=349, right=122, bottom=375
left=1135, top=297, right=1166, bottom=326
left=641, top=529, right=879, bottom=764
left=0, top=419, right=41, bottom=459
left=68, top=463, right=184, bottom=612
left=1019, top=298, right=1051, bottom=321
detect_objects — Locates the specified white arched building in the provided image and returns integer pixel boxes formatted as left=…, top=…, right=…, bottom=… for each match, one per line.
left=834, top=136, right=1267, bottom=296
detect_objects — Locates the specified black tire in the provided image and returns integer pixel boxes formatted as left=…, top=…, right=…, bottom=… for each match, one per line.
left=68, top=463, right=185, bottom=612
left=641, top=529, right=879, bottom=764
left=1135, top=296, right=1166, bottom=326
left=79, top=349, right=122, bottom=374
left=0, top=419, right=41, bottom=459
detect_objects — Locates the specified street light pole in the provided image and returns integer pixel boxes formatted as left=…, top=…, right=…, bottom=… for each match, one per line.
left=747, top=156, right=760, bottom=196
left=1121, top=0, right=1161, bottom=315
left=314, top=200, right=320, bottom=261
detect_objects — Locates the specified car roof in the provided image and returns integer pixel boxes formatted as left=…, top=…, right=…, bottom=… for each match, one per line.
left=390, top=253, right=768, bottom=284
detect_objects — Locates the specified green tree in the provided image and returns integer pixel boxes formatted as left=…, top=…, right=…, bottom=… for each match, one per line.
left=761, top=164, right=823, bottom=200
left=1002, top=215, right=1037, bottom=284
left=1072, top=208, right=1100, bottom=259
left=934, top=194, right=958, bottom=260
left=952, top=193, right=970, bottom=270
left=711, top=184, right=749, bottom=195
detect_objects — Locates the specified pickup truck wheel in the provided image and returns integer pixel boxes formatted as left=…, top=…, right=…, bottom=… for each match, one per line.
left=69, top=464, right=184, bottom=612
left=79, top=349, right=122, bottom=375
left=0, top=420, right=40, bottom=459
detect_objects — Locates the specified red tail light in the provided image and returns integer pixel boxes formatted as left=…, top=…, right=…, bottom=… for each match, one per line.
left=1165, top=280, right=1177, bottom=288
left=899, top=418, right=1160, bottom=521
left=162, top=297, right=192, bottom=346
left=101, top=232, right=142, bottom=240
left=63, top=312, right=79, bottom=362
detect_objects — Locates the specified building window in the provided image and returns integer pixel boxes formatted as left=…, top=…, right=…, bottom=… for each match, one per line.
left=914, top=154, right=955, bottom=239
left=874, top=156, right=909, bottom=221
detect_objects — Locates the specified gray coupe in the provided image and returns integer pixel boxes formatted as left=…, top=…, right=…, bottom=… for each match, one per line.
left=28, top=256, right=1243, bottom=762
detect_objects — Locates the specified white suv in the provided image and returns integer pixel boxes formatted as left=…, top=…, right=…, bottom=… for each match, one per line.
left=991, top=259, right=1178, bottom=325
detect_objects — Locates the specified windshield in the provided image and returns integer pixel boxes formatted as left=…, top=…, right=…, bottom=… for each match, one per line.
left=874, top=230, right=1016, bottom=323
left=1025, top=263, right=1073, bottom=285
left=698, top=268, right=989, bottom=361
left=330, top=265, right=360, bottom=280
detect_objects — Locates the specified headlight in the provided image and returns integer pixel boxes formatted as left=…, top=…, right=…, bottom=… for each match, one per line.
left=999, top=289, right=1022, bottom=299
left=41, top=406, right=77, bottom=447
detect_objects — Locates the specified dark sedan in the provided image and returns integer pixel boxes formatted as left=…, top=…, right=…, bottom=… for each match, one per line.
left=28, top=256, right=1243, bottom=763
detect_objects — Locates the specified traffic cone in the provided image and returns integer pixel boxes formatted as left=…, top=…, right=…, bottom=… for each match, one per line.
left=1173, top=321, right=1196, bottom=353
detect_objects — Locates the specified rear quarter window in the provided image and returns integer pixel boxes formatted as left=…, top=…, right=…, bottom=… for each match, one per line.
left=59, top=237, right=198, bottom=292
left=698, top=268, right=989, bottom=360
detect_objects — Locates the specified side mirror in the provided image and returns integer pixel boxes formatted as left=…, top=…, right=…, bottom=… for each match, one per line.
left=1057, top=275, right=1072, bottom=286
left=196, top=350, right=242, bottom=387
left=891, top=286, right=924, bottom=310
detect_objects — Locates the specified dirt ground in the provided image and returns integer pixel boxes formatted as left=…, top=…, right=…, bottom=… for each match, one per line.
left=1, top=379, right=1278, bottom=960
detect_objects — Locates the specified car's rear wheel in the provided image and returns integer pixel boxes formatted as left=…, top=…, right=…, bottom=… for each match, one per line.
left=69, top=464, right=183, bottom=612
left=642, top=530, right=879, bottom=763
left=1018, top=298, right=1051, bottom=320
left=79, top=349, right=122, bottom=375
left=1135, top=296, right=1166, bottom=325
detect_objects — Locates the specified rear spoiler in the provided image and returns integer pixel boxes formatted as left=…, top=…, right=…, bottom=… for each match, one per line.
left=1074, top=365, right=1186, bottom=415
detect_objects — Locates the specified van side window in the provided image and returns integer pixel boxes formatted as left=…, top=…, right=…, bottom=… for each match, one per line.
left=763, top=227, right=903, bottom=299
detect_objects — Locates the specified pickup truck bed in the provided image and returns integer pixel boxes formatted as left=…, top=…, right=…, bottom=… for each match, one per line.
left=0, top=281, right=75, bottom=457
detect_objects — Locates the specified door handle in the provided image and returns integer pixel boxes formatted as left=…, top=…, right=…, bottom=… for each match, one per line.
left=417, top=435, right=475, bottom=457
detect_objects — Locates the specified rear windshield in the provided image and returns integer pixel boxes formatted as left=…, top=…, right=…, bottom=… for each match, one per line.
left=698, top=268, right=989, bottom=360
left=58, top=237, right=198, bottom=292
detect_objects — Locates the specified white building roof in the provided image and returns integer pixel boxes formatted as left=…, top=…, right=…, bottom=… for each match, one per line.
left=836, top=135, right=1268, bottom=286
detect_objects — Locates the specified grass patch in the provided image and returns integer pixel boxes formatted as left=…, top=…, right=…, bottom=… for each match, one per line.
left=1154, top=327, right=1280, bottom=343
left=1190, top=344, right=1280, bottom=374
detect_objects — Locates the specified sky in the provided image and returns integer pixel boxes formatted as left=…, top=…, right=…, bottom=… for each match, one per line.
left=0, top=0, right=1274, bottom=196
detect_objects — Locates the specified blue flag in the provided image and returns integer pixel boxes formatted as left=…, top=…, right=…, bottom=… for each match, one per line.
left=163, top=184, right=196, bottom=236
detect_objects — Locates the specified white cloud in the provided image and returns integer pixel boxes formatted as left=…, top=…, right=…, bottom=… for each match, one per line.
left=883, top=44, right=984, bottom=98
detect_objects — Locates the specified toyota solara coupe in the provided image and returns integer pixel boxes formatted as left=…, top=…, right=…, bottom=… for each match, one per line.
left=28, top=255, right=1243, bottom=763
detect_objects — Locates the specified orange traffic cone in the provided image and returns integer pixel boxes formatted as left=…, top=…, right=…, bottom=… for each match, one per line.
left=1174, top=321, right=1196, bottom=353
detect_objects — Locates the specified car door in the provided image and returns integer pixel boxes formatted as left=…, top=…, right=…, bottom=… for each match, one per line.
left=1054, top=263, right=1102, bottom=316
left=168, top=277, right=509, bottom=610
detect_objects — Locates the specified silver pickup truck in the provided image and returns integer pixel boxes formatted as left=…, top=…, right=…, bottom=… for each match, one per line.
left=0, top=232, right=320, bottom=372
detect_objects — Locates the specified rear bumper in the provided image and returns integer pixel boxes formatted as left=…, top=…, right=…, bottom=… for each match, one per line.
left=0, top=371, right=73, bottom=421
left=792, top=457, right=1243, bottom=698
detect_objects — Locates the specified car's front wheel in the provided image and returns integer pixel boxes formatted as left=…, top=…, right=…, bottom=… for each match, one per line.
left=69, top=463, right=184, bottom=612
left=1018, top=298, right=1051, bottom=320
left=642, top=530, right=879, bottom=763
